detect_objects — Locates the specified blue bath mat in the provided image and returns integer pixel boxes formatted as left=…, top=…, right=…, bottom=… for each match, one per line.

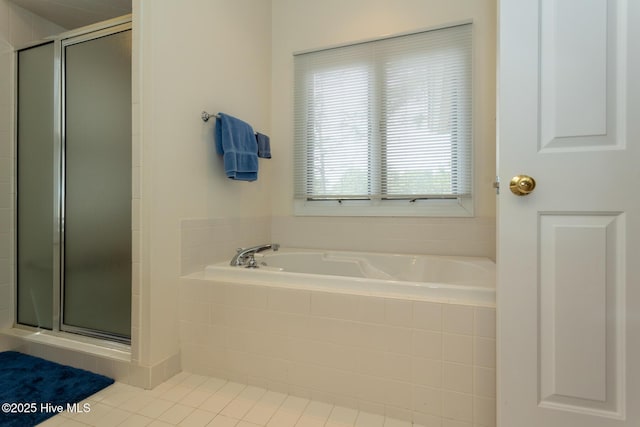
left=0, top=351, right=114, bottom=427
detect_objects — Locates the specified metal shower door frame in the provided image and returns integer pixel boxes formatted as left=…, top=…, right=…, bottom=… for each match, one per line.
left=14, top=15, right=132, bottom=346
left=58, top=19, right=132, bottom=344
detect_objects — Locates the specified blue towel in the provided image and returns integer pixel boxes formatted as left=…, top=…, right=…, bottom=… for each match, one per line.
left=215, top=112, right=258, bottom=181
left=256, top=132, right=271, bottom=159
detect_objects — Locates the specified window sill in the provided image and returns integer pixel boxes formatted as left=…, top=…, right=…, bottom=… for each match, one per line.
left=293, top=198, right=473, bottom=217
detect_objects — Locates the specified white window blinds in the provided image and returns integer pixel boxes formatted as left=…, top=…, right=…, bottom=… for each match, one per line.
left=294, top=24, right=472, bottom=201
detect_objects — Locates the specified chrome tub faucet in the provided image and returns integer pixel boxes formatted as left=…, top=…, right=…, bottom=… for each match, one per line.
left=230, top=243, right=280, bottom=267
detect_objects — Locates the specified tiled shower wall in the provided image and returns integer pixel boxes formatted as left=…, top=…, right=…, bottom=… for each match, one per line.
left=179, top=277, right=496, bottom=427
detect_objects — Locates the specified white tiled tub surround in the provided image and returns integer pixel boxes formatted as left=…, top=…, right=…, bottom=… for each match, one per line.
left=180, top=217, right=272, bottom=276
left=271, top=216, right=496, bottom=261
left=179, top=277, right=496, bottom=427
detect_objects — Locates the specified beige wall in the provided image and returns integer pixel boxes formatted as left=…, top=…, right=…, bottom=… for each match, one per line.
left=1, top=0, right=497, bottom=382
left=140, top=0, right=496, bottom=371
left=0, top=0, right=65, bottom=331
left=136, top=0, right=273, bottom=368
left=270, top=0, right=497, bottom=259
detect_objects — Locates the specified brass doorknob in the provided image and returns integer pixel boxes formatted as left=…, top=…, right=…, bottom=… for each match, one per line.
left=509, top=175, right=536, bottom=196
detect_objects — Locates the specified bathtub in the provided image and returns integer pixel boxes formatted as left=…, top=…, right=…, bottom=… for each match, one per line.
left=183, top=248, right=497, bottom=425
left=204, top=248, right=495, bottom=306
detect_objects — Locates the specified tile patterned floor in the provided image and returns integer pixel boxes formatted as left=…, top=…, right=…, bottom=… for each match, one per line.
left=38, top=372, right=427, bottom=427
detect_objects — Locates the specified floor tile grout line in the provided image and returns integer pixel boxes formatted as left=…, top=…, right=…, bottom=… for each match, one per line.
left=39, top=376, right=450, bottom=427
left=291, top=396, right=312, bottom=427
left=224, top=386, right=268, bottom=421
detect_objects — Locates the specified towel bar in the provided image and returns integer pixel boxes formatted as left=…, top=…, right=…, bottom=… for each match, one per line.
left=206, top=111, right=261, bottom=138
left=201, top=111, right=220, bottom=122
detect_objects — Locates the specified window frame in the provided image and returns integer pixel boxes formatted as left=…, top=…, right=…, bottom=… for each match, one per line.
left=293, top=22, right=474, bottom=218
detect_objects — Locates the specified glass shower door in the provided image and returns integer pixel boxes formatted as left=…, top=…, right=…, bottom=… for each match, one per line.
left=16, top=42, right=55, bottom=329
left=61, top=29, right=132, bottom=340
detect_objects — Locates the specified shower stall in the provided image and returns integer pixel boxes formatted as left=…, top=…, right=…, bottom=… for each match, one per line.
left=16, top=18, right=132, bottom=343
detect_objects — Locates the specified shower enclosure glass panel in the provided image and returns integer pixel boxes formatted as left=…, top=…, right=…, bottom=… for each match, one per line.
left=15, top=20, right=131, bottom=344
left=62, top=30, right=132, bottom=340
left=16, top=42, right=55, bottom=329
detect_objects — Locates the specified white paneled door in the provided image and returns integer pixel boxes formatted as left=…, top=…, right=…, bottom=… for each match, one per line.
left=497, top=1, right=639, bottom=426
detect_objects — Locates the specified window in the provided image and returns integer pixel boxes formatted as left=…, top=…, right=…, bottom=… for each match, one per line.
left=293, top=24, right=472, bottom=216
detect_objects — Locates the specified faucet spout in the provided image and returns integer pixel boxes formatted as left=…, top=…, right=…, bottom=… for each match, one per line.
left=230, top=243, right=280, bottom=266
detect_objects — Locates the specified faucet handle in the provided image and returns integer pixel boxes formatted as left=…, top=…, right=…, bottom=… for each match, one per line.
left=273, top=244, right=280, bottom=251
left=246, top=254, right=258, bottom=268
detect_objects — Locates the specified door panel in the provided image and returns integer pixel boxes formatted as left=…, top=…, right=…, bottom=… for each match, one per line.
left=539, top=213, right=623, bottom=414
left=498, top=0, right=639, bottom=425
left=539, top=0, right=617, bottom=149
